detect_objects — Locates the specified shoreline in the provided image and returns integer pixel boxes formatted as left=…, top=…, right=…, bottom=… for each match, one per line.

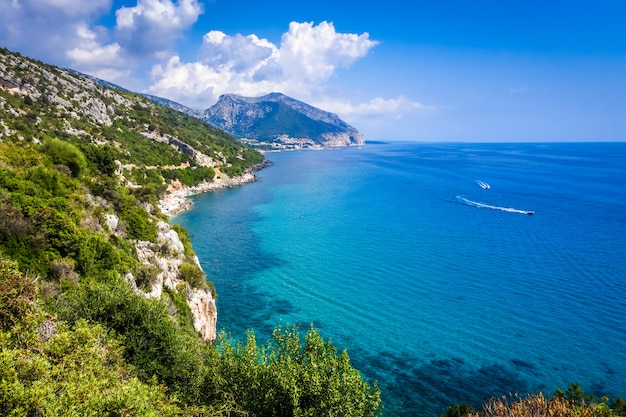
left=158, top=161, right=271, bottom=216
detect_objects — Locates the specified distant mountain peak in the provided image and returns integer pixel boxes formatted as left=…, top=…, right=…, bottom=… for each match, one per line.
left=203, top=92, right=364, bottom=149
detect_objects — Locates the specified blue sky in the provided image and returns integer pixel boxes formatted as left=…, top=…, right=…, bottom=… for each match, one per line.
left=1, top=0, right=625, bottom=142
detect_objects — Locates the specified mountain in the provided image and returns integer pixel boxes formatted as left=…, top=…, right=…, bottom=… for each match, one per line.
left=0, top=46, right=267, bottom=343
left=0, top=46, right=381, bottom=416
left=201, top=93, right=365, bottom=149
left=77, top=73, right=364, bottom=150
left=142, top=93, right=202, bottom=118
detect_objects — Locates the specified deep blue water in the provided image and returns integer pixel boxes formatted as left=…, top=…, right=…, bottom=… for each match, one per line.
left=173, top=142, right=626, bottom=416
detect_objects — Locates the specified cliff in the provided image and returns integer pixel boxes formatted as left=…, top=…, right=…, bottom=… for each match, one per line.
left=202, top=92, right=365, bottom=149
left=0, top=46, right=265, bottom=343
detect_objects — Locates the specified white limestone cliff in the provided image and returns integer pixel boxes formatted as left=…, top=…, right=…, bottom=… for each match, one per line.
left=132, top=221, right=217, bottom=342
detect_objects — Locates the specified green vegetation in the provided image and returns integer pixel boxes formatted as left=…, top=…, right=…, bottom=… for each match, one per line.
left=0, top=47, right=381, bottom=416
left=204, top=326, right=382, bottom=417
left=443, top=383, right=626, bottom=417
left=250, top=101, right=342, bottom=143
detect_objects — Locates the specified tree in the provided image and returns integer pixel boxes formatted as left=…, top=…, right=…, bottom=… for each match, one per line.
left=203, top=324, right=382, bottom=417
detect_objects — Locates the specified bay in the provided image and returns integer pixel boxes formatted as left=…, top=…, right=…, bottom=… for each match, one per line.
left=173, top=142, right=626, bottom=416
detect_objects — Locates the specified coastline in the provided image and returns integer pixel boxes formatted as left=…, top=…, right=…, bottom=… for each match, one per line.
left=158, top=161, right=271, bottom=216
left=158, top=173, right=256, bottom=216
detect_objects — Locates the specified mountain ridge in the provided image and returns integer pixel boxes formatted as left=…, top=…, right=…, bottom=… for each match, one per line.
left=201, top=92, right=365, bottom=149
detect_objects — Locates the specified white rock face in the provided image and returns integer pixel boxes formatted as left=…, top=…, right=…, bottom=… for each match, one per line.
left=104, top=213, right=119, bottom=231
left=157, top=221, right=184, bottom=254
left=134, top=221, right=217, bottom=341
left=186, top=287, right=217, bottom=342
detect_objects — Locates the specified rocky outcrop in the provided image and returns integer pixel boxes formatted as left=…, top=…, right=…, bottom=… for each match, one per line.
left=158, top=172, right=257, bottom=216
left=131, top=221, right=217, bottom=342
left=186, top=286, right=217, bottom=343
left=0, top=52, right=130, bottom=129
left=140, top=131, right=216, bottom=167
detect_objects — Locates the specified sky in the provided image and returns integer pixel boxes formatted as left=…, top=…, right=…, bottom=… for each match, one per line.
left=1, top=0, right=625, bottom=142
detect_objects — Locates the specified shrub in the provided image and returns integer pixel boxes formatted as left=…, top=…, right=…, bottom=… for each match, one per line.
left=133, top=263, right=160, bottom=291
left=203, top=325, right=383, bottom=416
left=0, top=258, right=36, bottom=331
left=43, top=138, right=87, bottom=177
left=52, top=279, right=207, bottom=403
left=0, top=319, right=186, bottom=416
left=178, top=261, right=207, bottom=289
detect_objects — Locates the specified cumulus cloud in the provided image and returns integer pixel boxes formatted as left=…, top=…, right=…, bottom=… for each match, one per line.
left=0, top=0, right=111, bottom=57
left=115, top=0, right=204, bottom=56
left=279, top=21, right=378, bottom=82
left=1, top=0, right=204, bottom=85
left=314, top=96, right=436, bottom=118
left=148, top=21, right=379, bottom=108
left=0, top=0, right=121, bottom=78
left=65, top=24, right=129, bottom=81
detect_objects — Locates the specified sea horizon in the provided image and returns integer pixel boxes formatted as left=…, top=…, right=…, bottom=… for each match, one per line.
left=173, top=141, right=626, bottom=416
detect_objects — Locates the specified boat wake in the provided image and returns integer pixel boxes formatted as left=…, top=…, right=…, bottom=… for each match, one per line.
left=475, top=180, right=491, bottom=189
left=456, top=196, right=534, bottom=215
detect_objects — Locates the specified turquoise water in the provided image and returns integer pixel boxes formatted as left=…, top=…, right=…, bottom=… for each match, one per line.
left=173, top=142, right=626, bottom=416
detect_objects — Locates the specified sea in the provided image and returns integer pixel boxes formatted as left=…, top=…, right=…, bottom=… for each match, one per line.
left=172, top=142, right=626, bottom=416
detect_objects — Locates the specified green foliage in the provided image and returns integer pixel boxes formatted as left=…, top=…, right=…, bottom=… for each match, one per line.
left=134, top=263, right=161, bottom=291
left=555, top=382, right=587, bottom=404
left=78, top=142, right=122, bottom=176
left=0, top=319, right=187, bottom=416
left=43, top=138, right=87, bottom=177
left=163, top=285, right=197, bottom=335
left=161, top=165, right=216, bottom=186
left=179, top=261, right=207, bottom=290
left=52, top=278, right=207, bottom=403
left=442, top=403, right=475, bottom=417
left=172, top=224, right=196, bottom=258
left=446, top=387, right=626, bottom=417
left=26, top=165, right=70, bottom=197
left=0, top=258, right=36, bottom=331
left=115, top=188, right=158, bottom=242
left=203, top=325, right=382, bottom=416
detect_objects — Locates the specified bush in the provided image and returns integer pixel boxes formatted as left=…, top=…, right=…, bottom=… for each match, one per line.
left=0, top=258, right=36, bottom=331
left=179, top=261, right=207, bottom=289
left=203, top=324, right=382, bottom=416
left=52, top=279, right=207, bottom=403
left=0, top=319, right=186, bottom=416
left=43, top=138, right=87, bottom=177
left=134, top=263, right=161, bottom=291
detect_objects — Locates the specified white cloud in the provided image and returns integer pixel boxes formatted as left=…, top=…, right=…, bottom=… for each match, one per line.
left=0, top=0, right=112, bottom=68
left=64, top=24, right=129, bottom=81
left=314, top=96, right=436, bottom=118
left=115, top=0, right=204, bottom=56
left=148, top=21, right=379, bottom=108
left=279, top=21, right=378, bottom=82
left=199, top=31, right=279, bottom=74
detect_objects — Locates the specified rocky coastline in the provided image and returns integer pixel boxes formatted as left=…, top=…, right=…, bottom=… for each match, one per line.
left=158, top=160, right=272, bottom=216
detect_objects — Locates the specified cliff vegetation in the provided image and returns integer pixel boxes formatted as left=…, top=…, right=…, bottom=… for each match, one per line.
left=0, top=47, right=382, bottom=416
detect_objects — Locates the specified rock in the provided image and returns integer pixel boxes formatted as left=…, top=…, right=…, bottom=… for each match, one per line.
left=133, top=222, right=217, bottom=341
left=201, top=92, right=365, bottom=147
left=186, top=287, right=217, bottom=342
left=104, top=213, right=119, bottom=231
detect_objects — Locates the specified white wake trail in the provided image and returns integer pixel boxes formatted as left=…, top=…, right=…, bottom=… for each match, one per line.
left=457, top=196, right=534, bottom=215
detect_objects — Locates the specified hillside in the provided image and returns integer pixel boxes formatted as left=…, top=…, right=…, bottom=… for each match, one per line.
left=0, top=47, right=382, bottom=416
left=201, top=92, right=364, bottom=149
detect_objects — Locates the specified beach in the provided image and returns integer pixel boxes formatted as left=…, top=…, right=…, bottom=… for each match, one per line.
left=158, top=172, right=258, bottom=216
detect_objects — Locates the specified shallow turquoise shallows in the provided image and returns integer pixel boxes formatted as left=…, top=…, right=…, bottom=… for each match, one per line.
left=173, top=142, right=626, bottom=416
